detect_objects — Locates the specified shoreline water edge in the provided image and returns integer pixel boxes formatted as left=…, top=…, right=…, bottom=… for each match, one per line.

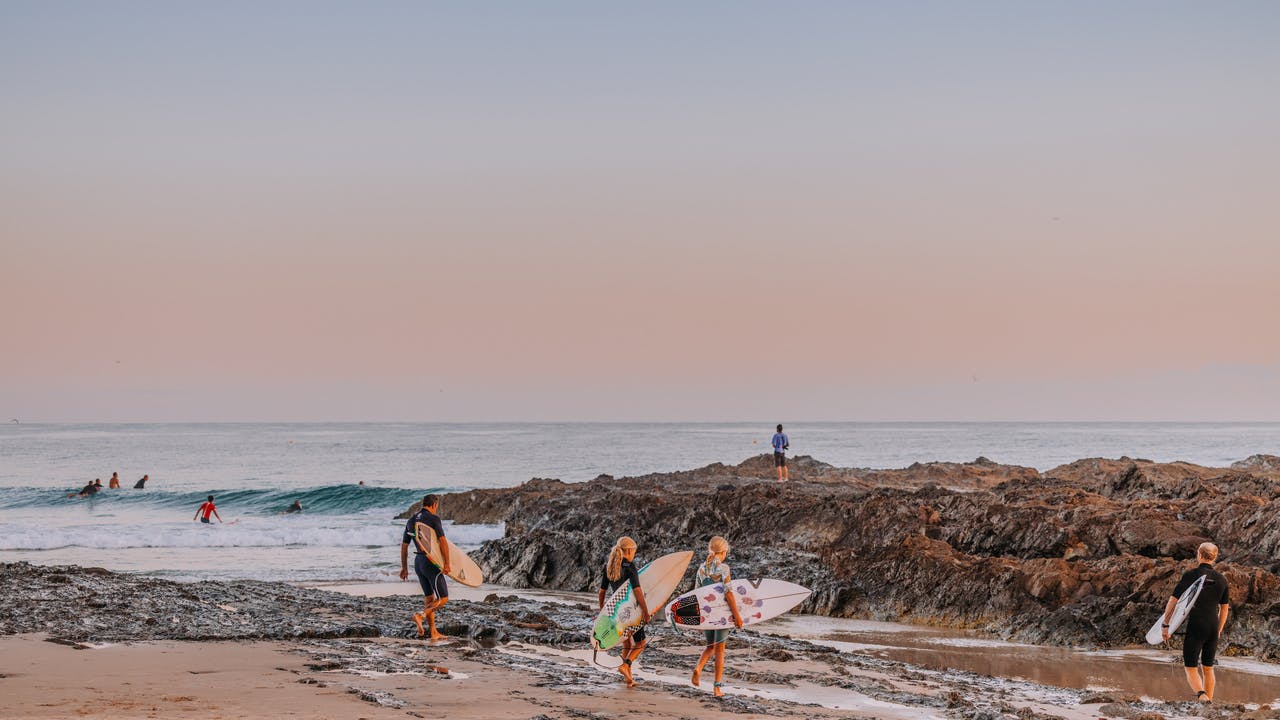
left=3, top=453, right=1280, bottom=719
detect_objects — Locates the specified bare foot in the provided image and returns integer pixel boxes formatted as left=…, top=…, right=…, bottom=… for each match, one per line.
left=691, top=667, right=701, bottom=687
left=713, top=683, right=724, bottom=697
left=429, top=631, right=447, bottom=642
left=619, top=663, right=634, bottom=687
left=412, top=612, right=425, bottom=638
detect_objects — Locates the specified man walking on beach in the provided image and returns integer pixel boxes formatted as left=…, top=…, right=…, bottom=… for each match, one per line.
left=400, top=494, right=451, bottom=641
left=771, top=424, right=790, bottom=482
left=1161, top=542, right=1230, bottom=703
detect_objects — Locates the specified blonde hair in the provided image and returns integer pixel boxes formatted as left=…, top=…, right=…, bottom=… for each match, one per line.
left=704, top=535, right=729, bottom=571
left=607, top=536, right=636, bottom=582
left=1198, top=542, right=1219, bottom=562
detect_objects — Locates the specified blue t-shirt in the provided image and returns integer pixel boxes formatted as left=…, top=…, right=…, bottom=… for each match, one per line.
left=771, top=432, right=789, bottom=453
left=402, top=508, right=446, bottom=552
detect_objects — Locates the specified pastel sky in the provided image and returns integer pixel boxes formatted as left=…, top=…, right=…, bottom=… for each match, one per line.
left=2, top=2, right=1278, bottom=422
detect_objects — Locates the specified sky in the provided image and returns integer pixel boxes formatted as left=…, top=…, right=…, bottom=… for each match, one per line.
left=2, top=2, right=1278, bottom=422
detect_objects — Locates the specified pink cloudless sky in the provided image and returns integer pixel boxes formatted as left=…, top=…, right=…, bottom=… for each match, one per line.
left=2, top=2, right=1278, bottom=421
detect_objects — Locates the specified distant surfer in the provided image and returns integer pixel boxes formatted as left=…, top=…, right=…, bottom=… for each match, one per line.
left=133, top=474, right=149, bottom=489
left=400, top=494, right=450, bottom=641
left=281, top=499, right=302, bottom=514
left=108, top=472, right=120, bottom=489
left=771, top=424, right=790, bottom=482
left=193, top=495, right=223, bottom=524
left=1161, top=542, right=1230, bottom=703
left=598, top=536, right=651, bottom=688
left=68, top=479, right=99, bottom=498
left=690, top=536, right=744, bottom=697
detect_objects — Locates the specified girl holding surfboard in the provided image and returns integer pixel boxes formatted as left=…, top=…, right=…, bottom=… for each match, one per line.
left=691, top=536, right=743, bottom=697
left=598, top=536, right=651, bottom=687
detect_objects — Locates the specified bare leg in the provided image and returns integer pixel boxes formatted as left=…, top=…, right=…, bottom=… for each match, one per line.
left=782, top=464, right=789, bottom=481
left=618, top=638, right=634, bottom=686
left=413, top=595, right=436, bottom=637
left=713, top=643, right=727, bottom=696
left=1184, top=667, right=1207, bottom=700
left=1203, top=667, right=1215, bottom=701
left=621, top=638, right=646, bottom=688
left=424, top=597, right=448, bottom=640
left=692, top=645, right=714, bottom=686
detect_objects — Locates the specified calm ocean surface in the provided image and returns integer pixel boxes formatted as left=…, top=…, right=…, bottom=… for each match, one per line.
left=1, top=422, right=1276, bottom=583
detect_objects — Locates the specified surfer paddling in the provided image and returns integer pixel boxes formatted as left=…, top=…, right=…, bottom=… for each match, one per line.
left=1161, top=542, right=1231, bottom=703
left=771, top=424, right=789, bottom=482
left=690, top=536, right=744, bottom=697
left=400, top=494, right=451, bottom=641
left=599, top=536, right=651, bottom=687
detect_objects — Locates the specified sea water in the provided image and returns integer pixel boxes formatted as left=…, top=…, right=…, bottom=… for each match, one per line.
left=1, top=422, right=1276, bottom=582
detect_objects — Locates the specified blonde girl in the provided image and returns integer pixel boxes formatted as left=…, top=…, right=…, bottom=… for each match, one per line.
left=691, top=536, right=743, bottom=697
left=597, top=536, right=651, bottom=687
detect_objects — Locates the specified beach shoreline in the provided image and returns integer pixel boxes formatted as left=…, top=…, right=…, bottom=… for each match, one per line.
left=2, top=562, right=1278, bottom=719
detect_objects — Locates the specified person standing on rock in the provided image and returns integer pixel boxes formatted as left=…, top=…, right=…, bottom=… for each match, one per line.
left=690, top=536, right=743, bottom=697
left=1161, top=542, right=1230, bottom=703
left=598, top=536, right=651, bottom=688
left=400, top=494, right=451, bottom=641
left=771, top=424, right=790, bottom=482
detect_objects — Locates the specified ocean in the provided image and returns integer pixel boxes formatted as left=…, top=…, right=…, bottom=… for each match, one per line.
left=2, top=422, right=1276, bottom=584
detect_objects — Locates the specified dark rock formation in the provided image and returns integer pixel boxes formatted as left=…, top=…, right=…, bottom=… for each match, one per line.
left=429, top=454, right=1280, bottom=661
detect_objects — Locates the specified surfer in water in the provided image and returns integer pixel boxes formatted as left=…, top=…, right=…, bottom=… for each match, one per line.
left=193, top=495, right=222, bottom=524
left=598, top=536, right=651, bottom=688
left=68, top=479, right=99, bottom=498
left=690, top=536, right=744, bottom=697
left=772, top=424, right=789, bottom=482
left=108, top=472, right=120, bottom=489
left=281, top=499, right=302, bottom=514
left=1161, top=542, right=1230, bottom=703
left=400, top=494, right=451, bottom=641
left=133, top=474, right=149, bottom=489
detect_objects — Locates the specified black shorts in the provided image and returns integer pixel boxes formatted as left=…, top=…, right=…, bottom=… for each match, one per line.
left=414, top=553, right=449, bottom=599
left=773, top=452, right=786, bottom=467
left=627, top=626, right=646, bottom=644
left=1183, top=628, right=1219, bottom=668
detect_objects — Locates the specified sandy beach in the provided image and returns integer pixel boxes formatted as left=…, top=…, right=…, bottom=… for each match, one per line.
left=3, top=560, right=1279, bottom=720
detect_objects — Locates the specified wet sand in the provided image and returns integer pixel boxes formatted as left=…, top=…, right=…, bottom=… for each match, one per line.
left=317, top=581, right=1280, bottom=708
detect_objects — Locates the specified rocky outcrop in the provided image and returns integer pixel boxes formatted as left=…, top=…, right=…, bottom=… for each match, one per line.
left=432, top=454, right=1280, bottom=661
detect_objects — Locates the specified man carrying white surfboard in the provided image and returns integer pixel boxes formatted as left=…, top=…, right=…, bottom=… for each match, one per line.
left=400, top=494, right=451, bottom=641
left=1160, top=542, right=1231, bottom=703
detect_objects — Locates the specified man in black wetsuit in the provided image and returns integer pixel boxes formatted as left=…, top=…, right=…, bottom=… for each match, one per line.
left=1161, top=542, right=1230, bottom=703
left=399, top=494, right=451, bottom=641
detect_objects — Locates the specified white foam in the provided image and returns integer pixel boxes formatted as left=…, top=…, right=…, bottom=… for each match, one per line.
left=0, top=519, right=503, bottom=551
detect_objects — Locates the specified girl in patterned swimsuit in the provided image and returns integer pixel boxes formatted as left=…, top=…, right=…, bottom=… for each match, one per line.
left=690, top=536, right=743, bottom=697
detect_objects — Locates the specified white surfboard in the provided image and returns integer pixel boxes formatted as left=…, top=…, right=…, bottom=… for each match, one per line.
left=665, top=578, right=811, bottom=630
left=591, top=551, right=693, bottom=651
left=1146, top=575, right=1205, bottom=645
left=415, top=521, right=485, bottom=588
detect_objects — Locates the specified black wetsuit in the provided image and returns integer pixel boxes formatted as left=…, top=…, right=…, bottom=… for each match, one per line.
left=600, top=559, right=646, bottom=643
left=1171, top=563, right=1230, bottom=667
left=402, top=509, right=448, bottom=599
left=78, top=482, right=97, bottom=496
left=133, top=477, right=147, bottom=489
